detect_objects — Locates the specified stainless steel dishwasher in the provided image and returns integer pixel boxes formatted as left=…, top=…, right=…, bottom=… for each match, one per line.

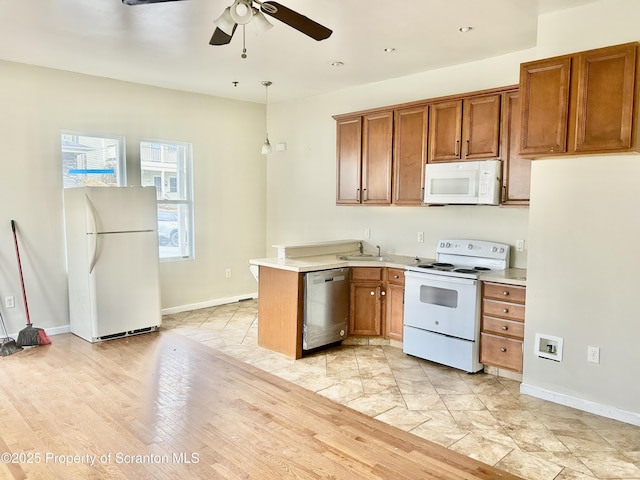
left=303, top=268, right=350, bottom=351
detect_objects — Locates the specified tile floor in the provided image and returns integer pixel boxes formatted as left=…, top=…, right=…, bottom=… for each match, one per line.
left=162, top=300, right=640, bottom=480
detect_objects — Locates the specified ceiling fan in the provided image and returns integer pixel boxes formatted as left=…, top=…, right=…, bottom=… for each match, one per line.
left=122, top=0, right=332, bottom=52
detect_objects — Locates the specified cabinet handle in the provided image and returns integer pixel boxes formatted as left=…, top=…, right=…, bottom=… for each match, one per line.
left=363, top=188, right=368, bottom=201
left=394, top=275, right=399, bottom=279
left=381, top=290, right=386, bottom=296
left=503, top=308, right=509, bottom=313
left=370, top=290, right=375, bottom=296
left=500, top=347, right=507, bottom=352
left=465, top=139, right=469, bottom=157
left=356, top=188, right=360, bottom=202
left=455, top=140, right=460, bottom=156
left=503, top=291, right=509, bottom=296
left=502, top=325, right=508, bottom=330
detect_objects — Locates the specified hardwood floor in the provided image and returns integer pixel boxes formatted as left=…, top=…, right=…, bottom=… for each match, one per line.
left=0, top=331, right=523, bottom=479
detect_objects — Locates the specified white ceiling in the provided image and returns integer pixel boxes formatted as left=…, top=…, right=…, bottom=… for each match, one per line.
left=0, top=0, right=600, bottom=104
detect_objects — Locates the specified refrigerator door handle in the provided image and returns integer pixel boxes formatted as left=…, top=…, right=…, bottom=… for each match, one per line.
left=85, top=194, right=99, bottom=274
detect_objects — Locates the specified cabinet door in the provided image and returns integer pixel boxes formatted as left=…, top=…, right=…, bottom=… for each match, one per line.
left=385, top=283, right=404, bottom=341
left=462, top=94, right=501, bottom=159
left=362, top=111, right=393, bottom=204
left=573, top=43, right=637, bottom=152
left=428, top=100, right=463, bottom=162
left=336, top=117, right=362, bottom=204
left=393, top=106, right=427, bottom=205
left=519, top=56, right=572, bottom=155
left=350, top=282, right=382, bottom=336
left=501, top=91, right=531, bottom=205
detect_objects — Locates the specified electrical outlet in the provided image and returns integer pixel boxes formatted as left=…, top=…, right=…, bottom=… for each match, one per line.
left=516, top=239, right=525, bottom=252
left=364, top=228, right=371, bottom=239
left=225, top=268, right=232, bottom=278
left=588, top=346, right=600, bottom=363
left=5, top=296, right=15, bottom=309
left=417, top=232, right=424, bottom=243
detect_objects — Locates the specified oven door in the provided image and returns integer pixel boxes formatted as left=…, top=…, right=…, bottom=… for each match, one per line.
left=403, top=271, right=480, bottom=341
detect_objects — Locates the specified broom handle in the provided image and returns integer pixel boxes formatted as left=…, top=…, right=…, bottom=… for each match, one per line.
left=11, top=220, right=31, bottom=326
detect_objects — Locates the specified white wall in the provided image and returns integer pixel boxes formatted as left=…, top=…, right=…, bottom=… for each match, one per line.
left=521, top=0, right=640, bottom=420
left=0, top=61, right=266, bottom=334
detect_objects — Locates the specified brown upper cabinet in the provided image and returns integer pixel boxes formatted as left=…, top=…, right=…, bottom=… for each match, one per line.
left=335, top=112, right=393, bottom=205
left=501, top=90, right=531, bottom=205
left=428, top=94, right=502, bottom=162
left=393, top=106, right=428, bottom=205
left=519, top=42, right=639, bottom=158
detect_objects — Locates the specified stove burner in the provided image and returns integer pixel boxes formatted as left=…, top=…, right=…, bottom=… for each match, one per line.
left=454, top=268, right=478, bottom=274
left=432, top=262, right=454, bottom=268
left=474, top=266, right=490, bottom=271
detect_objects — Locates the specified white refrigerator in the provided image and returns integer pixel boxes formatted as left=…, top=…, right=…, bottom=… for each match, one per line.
left=63, top=186, right=161, bottom=342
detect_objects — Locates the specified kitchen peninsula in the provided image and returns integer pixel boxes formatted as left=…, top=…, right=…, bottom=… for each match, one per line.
left=250, top=240, right=526, bottom=359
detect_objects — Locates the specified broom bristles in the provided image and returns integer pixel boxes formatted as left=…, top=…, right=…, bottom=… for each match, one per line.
left=0, top=338, right=23, bottom=356
left=16, top=324, right=51, bottom=347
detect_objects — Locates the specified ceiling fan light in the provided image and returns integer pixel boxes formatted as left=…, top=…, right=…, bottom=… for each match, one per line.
left=214, top=7, right=236, bottom=36
left=230, top=0, right=253, bottom=25
left=261, top=136, right=272, bottom=155
left=252, top=9, right=273, bottom=34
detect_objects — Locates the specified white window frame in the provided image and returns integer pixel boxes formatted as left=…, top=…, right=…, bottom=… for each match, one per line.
left=140, top=139, right=194, bottom=261
left=60, top=131, right=126, bottom=188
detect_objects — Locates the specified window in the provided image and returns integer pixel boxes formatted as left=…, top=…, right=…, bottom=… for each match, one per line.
left=140, top=140, right=194, bottom=260
left=61, top=132, right=126, bottom=187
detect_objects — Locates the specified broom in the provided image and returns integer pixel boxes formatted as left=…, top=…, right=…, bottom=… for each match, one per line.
left=0, top=309, right=22, bottom=356
left=11, top=220, right=51, bottom=347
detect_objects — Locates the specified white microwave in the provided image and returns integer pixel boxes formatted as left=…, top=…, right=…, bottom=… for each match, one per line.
left=424, top=160, right=502, bottom=205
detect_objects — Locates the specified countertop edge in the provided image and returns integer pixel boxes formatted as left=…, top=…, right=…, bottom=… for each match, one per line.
left=250, top=256, right=527, bottom=285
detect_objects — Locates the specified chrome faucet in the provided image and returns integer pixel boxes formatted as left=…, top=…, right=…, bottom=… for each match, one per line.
left=376, top=245, right=381, bottom=257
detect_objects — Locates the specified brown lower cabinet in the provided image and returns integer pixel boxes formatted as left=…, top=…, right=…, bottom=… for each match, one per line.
left=350, top=267, right=405, bottom=340
left=480, top=281, right=526, bottom=373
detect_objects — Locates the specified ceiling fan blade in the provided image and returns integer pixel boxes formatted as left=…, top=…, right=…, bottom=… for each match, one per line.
left=261, top=1, right=332, bottom=41
left=122, top=0, right=186, bottom=4
left=210, top=25, right=237, bottom=46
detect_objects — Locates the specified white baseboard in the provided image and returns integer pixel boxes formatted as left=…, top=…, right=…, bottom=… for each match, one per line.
left=161, top=292, right=258, bottom=315
left=520, top=382, right=640, bottom=427
left=35, top=293, right=259, bottom=337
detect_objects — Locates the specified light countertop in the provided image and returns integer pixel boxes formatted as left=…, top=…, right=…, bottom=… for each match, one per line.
left=250, top=255, right=527, bottom=285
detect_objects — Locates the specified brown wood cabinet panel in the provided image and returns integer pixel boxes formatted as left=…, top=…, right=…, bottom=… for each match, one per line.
left=462, top=94, right=502, bottom=159
left=257, top=266, right=304, bottom=359
left=483, top=282, right=526, bottom=304
left=501, top=91, right=531, bottom=205
left=351, top=267, right=384, bottom=282
left=393, top=106, right=428, bottom=205
left=482, top=299, right=525, bottom=322
left=482, top=315, right=525, bottom=339
left=385, top=283, right=404, bottom=341
left=573, top=43, right=637, bottom=152
left=362, top=111, right=393, bottom=204
left=350, top=282, right=383, bottom=336
left=336, top=117, right=362, bottom=204
left=387, top=268, right=405, bottom=286
left=519, top=56, right=572, bottom=155
left=428, top=100, right=463, bottom=162
left=480, top=333, right=523, bottom=372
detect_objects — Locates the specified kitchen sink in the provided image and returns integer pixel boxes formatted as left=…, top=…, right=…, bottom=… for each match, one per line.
left=338, top=254, right=393, bottom=262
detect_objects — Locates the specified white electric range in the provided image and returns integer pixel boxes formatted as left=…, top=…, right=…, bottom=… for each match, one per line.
left=403, top=239, right=510, bottom=373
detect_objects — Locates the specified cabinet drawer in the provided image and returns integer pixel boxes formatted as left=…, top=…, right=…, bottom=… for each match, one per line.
left=387, top=268, right=405, bottom=286
left=480, top=333, right=523, bottom=372
left=482, top=316, right=524, bottom=340
left=482, top=299, right=525, bottom=321
left=483, top=282, right=526, bottom=304
left=351, top=267, right=384, bottom=282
